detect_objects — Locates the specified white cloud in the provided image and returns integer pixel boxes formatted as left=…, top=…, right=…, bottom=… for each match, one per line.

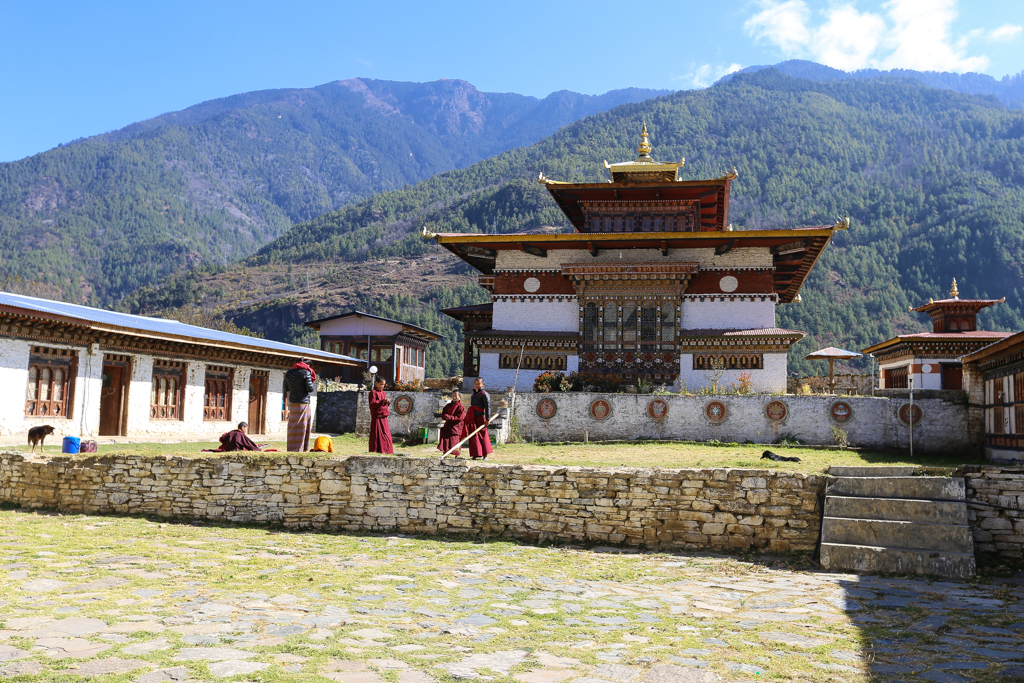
left=679, top=62, right=744, bottom=88
left=879, top=0, right=987, bottom=72
left=745, top=0, right=811, bottom=54
left=990, top=24, right=1022, bottom=42
left=743, top=0, right=993, bottom=73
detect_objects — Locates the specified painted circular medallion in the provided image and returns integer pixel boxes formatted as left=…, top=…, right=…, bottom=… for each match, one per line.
left=524, top=277, right=541, bottom=293
left=764, top=400, right=788, bottom=422
left=719, top=275, right=738, bottom=293
left=590, top=399, right=612, bottom=420
left=704, top=400, right=728, bottom=423
left=647, top=398, right=669, bottom=421
left=898, top=403, right=923, bottom=426
left=393, top=395, right=414, bottom=415
left=536, top=398, right=557, bottom=420
left=829, top=400, right=853, bottom=424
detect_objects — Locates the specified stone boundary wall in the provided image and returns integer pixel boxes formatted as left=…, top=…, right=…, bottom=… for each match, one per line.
left=353, top=391, right=445, bottom=436
left=316, top=391, right=360, bottom=434
left=0, top=454, right=823, bottom=554
left=514, top=393, right=976, bottom=454
left=958, top=465, right=1024, bottom=560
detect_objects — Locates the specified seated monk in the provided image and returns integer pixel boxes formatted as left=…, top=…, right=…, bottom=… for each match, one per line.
left=311, top=435, right=334, bottom=453
left=206, top=422, right=263, bottom=452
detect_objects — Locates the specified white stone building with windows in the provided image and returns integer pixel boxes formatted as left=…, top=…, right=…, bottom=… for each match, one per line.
left=0, top=292, right=361, bottom=440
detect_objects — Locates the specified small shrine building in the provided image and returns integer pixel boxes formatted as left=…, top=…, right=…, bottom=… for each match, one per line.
left=961, top=328, right=1024, bottom=460
left=427, top=126, right=847, bottom=392
left=862, top=280, right=1010, bottom=391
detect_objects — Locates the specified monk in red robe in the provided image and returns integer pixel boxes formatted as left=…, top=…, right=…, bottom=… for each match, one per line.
left=464, top=377, right=493, bottom=460
left=438, top=389, right=466, bottom=456
left=368, top=377, right=394, bottom=454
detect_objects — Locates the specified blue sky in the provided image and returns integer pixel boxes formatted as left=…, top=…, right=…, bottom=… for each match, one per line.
left=1, top=0, right=1021, bottom=162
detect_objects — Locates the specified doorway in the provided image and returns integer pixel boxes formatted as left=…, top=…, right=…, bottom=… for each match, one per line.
left=99, top=355, right=131, bottom=436
left=248, top=371, right=268, bottom=434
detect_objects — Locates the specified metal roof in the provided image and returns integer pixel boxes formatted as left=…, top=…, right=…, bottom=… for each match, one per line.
left=0, top=291, right=363, bottom=365
left=304, top=310, right=442, bottom=341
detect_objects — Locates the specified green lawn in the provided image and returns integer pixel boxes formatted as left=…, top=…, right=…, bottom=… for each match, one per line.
left=7, top=433, right=981, bottom=473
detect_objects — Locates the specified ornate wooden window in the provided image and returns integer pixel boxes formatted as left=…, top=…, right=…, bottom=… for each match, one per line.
left=583, top=303, right=599, bottom=351
left=885, top=366, right=908, bottom=389
left=603, top=302, right=617, bottom=343
left=499, top=354, right=565, bottom=371
left=25, top=346, right=76, bottom=418
left=662, top=305, right=676, bottom=343
left=641, top=305, right=657, bottom=345
left=692, top=353, right=763, bottom=370
left=203, top=365, right=233, bottom=421
left=622, top=302, right=637, bottom=344
left=1015, top=372, right=1024, bottom=435
left=151, top=359, right=184, bottom=420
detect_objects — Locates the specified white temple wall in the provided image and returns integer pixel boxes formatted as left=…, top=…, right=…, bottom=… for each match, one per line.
left=492, top=299, right=579, bottom=332
left=478, top=352, right=578, bottom=392
left=678, top=352, right=788, bottom=394
left=681, top=297, right=776, bottom=330
left=495, top=247, right=773, bottom=272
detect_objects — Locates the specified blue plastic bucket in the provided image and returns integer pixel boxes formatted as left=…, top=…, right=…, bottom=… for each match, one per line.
left=62, top=436, right=81, bottom=454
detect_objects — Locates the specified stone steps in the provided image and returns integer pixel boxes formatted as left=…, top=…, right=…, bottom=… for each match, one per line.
left=819, top=542, right=976, bottom=578
left=825, top=495, right=968, bottom=525
left=827, top=475, right=965, bottom=501
left=820, top=466, right=975, bottom=579
left=821, top=517, right=972, bottom=552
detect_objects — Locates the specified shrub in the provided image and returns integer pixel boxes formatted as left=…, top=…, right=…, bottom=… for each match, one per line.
left=567, top=371, right=621, bottom=392
left=392, top=378, right=424, bottom=392
left=831, top=425, right=850, bottom=449
left=734, top=372, right=754, bottom=395
left=533, top=371, right=570, bottom=393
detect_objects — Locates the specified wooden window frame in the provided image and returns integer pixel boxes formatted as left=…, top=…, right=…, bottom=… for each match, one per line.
left=151, top=359, right=184, bottom=420
left=203, top=365, right=233, bottom=421
left=25, top=347, right=77, bottom=419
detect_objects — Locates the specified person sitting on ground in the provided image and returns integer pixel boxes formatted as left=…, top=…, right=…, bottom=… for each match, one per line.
left=311, top=435, right=334, bottom=453
left=206, top=422, right=263, bottom=452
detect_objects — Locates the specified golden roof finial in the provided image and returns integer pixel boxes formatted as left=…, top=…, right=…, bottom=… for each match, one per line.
left=636, top=122, right=652, bottom=160
left=950, top=277, right=959, bottom=299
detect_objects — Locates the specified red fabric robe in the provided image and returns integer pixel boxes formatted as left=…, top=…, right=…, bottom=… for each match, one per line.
left=465, top=389, right=493, bottom=459
left=437, top=400, right=466, bottom=456
left=368, top=390, right=394, bottom=454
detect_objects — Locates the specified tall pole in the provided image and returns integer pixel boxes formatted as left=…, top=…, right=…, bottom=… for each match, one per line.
left=908, top=375, right=914, bottom=459
left=829, top=357, right=835, bottom=395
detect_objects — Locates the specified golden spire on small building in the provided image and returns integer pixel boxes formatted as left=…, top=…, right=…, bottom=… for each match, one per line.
left=950, top=278, right=959, bottom=299
left=636, top=122, right=652, bottom=161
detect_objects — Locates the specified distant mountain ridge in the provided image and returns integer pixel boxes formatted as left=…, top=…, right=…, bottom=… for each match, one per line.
left=0, top=78, right=668, bottom=304
left=721, top=60, right=1024, bottom=108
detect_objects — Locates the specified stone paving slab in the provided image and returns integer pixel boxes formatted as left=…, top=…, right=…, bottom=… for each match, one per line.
left=0, top=510, right=1022, bottom=682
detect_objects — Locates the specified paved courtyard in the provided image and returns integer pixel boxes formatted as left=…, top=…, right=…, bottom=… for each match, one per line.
left=0, top=510, right=1021, bottom=682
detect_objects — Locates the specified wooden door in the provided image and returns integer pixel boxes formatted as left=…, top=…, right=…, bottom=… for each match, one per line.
left=942, top=365, right=963, bottom=391
left=248, top=373, right=267, bottom=434
left=99, top=364, right=127, bottom=436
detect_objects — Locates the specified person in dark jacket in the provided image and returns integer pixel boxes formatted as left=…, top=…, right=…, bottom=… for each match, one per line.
left=284, top=360, right=316, bottom=451
left=464, top=377, right=493, bottom=460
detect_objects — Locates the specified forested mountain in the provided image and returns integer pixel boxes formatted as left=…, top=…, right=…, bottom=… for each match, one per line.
left=0, top=78, right=666, bottom=304
left=724, top=60, right=1024, bottom=108
left=130, top=70, right=1024, bottom=378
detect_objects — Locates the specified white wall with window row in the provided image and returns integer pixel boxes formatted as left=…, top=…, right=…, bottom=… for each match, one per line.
left=0, top=337, right=291, bottom=438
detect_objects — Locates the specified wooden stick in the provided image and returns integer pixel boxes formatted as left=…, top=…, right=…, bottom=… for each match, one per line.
left=441, top=413, right=499, bottom=459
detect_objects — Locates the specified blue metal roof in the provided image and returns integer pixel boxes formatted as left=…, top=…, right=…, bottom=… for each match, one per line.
left=0, top=291, right=363, bottom=365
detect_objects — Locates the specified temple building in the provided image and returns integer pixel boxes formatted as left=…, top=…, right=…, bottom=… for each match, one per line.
left=862, top=280, right=1010, bottom=390
left=427, top=125, right=847, bottom=392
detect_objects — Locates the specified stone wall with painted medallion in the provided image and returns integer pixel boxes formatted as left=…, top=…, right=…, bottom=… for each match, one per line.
left=514, top=392, right=977, bottom=454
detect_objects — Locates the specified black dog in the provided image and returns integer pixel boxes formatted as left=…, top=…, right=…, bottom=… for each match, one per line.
left=28, top=425, right=55, bottom=453
left=761, top=449, right=801, bottom=463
